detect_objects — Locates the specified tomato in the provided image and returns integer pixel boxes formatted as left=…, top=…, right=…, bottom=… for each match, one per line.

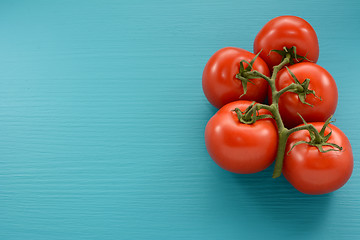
left=283, top=123, right=353, bottom=195
left=205, top=100, right=278, bottom=174
left=269, top=62, right=338, bottom=128
left=202, top=47, right=270, bottom=109
left=254, top=16, right=319, bottom=69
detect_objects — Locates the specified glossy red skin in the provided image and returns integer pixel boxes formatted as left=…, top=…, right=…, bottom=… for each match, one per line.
left=205, top=100, right=278, bottom=174
left=270, top=62, right=338, bottom=128
left=283, top=123, right=353, bottom=195
left=254, top=16, right=319, bottom=69
left=202, top=47, right=270, bottom=109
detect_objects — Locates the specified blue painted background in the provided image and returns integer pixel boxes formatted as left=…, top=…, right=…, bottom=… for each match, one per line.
left=0, top=0, right=359, bottom=239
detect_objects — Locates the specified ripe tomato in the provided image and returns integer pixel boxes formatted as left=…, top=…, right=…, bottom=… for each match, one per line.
left=271, top=62, right=338, bottom=128
left=202, top=47, right=270, bottom=109
left=283, top=123, right=353, bottom=195
left=205, top=100, right=278, bottom=174
left=254, top=16, right=319, bottom=69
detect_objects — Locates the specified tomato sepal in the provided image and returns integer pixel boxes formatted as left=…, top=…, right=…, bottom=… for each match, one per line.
left=271, top=46, right=310, bottom=65
left=282, top=66, right=322, bottom=107
left=235, top=51, right=263, bottom=98
left=287, top=115, right=343, bottom=154
left=233, top=102, right=274, bottom=125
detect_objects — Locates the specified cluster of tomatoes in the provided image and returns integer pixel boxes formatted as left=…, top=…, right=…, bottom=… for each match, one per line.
left=202, top=16, right=353, bottom=195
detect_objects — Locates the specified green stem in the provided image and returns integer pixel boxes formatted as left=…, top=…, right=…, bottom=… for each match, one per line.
left=268, top=53, right=292, bottom=178
left=238, top=50, right=321, bottom=178
left=274, top=83, right=300, bottom=102
left=243, top=71, right=272, bottom=84
left=271, top=53, right=291, bottom=81
left=255, top=103, right=273, bottom=112
left=287, top=124, right=309, bottom=135
left=242, top=103, right=276, bottom=123
left=288, top=123, right=323, bottom=144
left=269, top=103, right=285, bottom=130
left=272, top=122, right=325, bottom=178
left=272, top=129, right=289, bottom=178
left=240, top=54, right=292, bottom=178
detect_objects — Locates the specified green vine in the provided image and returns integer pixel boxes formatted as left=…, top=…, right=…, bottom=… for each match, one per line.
left=234, top=48, right=342, bottom=178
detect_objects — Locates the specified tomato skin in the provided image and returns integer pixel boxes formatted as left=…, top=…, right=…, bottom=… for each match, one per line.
left=202, top=47, right=270, bottom=109
left=283, top=123, right=353, bottom=195
left=205, top=100, right=278, bottom=174
left=272, top=62, right=338, bottom=128
left=254, top=16, right=319, bottom=69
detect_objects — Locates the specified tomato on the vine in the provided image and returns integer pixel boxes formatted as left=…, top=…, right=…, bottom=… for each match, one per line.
left=205, top=100, right=278, bottom=174
left=201, top=15, right=353, bottom=195
left=283, top=123, right=353, bottom=195
left=254, top=16, right=319, bottom=69
left=202, top=47, right=270, bottom=109
left=271, top=62, right=338, bottom=128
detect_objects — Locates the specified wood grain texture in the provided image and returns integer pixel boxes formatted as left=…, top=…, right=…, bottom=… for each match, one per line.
left=0, top=0, right=359, bottom=239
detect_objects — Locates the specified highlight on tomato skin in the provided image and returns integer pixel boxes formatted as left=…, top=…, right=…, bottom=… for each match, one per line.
left=202, top=47, right=270, bottom=109
left=204, top=100, right=278, bottom=174
left=253, top=15, right=319, bottom=69
left=283, top=123, right=353, bottom=195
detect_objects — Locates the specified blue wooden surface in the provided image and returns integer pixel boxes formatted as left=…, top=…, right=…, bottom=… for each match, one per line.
left=0, top=0, right=359, bottom=239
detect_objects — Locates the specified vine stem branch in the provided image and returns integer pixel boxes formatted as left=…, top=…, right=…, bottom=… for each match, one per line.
left=243, top=53, right=291, bottom=178
left=240, top=51, right=324, bottom=178
left=269, top=54, right=292, bottom=178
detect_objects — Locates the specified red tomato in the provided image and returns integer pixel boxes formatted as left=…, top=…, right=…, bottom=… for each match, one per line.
left=283, top=123, right=353, bottom=195
left=202, top=47, right=270, bottom=109
left=270, top=62, right=338, bottom=128
left=254, top=16, right=319, bottom=69
left=205, top=100, right=278, bottom=174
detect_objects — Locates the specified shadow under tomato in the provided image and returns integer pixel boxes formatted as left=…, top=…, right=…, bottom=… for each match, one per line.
left=207, top=162, right=332, bottom=232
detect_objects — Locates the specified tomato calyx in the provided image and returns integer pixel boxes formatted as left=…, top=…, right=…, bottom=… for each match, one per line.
left=280, top=67, right=322, bottom=106
left=235, top=51, right=263, bottom=98
left=233, top=102, right=273, bottom=124
left=271, top=46, right=310, bottom=65
left=288, top=115, right=343, bottom=154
